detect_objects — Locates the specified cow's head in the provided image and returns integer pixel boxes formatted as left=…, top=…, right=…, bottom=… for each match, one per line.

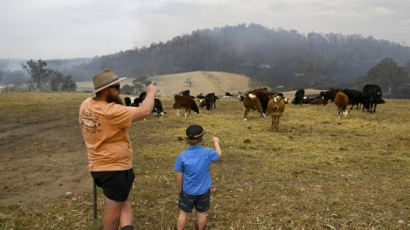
left=192, top=103, right=200, bottom=114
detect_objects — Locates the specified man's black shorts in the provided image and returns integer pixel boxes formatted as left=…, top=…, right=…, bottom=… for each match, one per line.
left=91, top=168, right=135, bottom=202
left=178, top=189, right=210, bottom=213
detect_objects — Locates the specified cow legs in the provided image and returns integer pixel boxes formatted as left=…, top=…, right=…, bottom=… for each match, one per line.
left=274, top=115, right=280, bottom=130
left=270, top=114, right=280, bottom=130
left=175, top=109, right=180, bottom=117
left=271, top=115, right=274, bottom=130
left=369, top=102, right=374, bottom=113
left=244, top=109, right=249, bottom=121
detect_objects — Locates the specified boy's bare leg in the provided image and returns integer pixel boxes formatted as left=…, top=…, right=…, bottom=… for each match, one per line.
left=177, top=210, right=189, bottom=230
left=197, top=212, right=207, bottom=230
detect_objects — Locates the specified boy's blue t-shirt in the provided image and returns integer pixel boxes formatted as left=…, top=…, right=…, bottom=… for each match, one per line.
left=174, top=145, right=219, bottom=195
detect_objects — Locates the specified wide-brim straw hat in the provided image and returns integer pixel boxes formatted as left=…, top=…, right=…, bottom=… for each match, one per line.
left=92, top=69, right=126, bottom=94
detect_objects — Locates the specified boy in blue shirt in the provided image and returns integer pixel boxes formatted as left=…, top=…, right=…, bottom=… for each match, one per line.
left=174, top=124, right=222, bottom=230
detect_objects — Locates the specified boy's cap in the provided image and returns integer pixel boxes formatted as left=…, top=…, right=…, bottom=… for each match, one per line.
left=186, top=124, right=205, bottom=140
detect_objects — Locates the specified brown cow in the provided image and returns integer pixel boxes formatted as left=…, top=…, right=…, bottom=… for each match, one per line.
left=173, top=95, right=199, bottom=117
left=243, top=93, right=262, bottom=121
left=335, top=91, right=349, bottom=116
left=310, top=98, right=325, bottom=105
left=267, top=94, right=286, bottom=130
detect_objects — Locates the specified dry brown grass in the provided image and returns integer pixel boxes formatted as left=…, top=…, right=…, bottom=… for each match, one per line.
left=0, top=91, right=409, bottom=229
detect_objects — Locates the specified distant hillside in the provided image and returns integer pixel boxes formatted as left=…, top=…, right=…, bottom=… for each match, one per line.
left=67, top=23, right=410, bottom=89
left=76, top=71, right=252, bottom=97
left=3, top=24, right=410, bottom=91
left=151, top=71, right=251, bottom=97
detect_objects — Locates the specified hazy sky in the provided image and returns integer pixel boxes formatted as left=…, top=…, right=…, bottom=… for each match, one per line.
left=1, top=0, right=409, bottom=59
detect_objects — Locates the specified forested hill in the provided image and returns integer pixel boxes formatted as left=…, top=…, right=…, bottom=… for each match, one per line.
left=65, top=23, right=410, bottom=88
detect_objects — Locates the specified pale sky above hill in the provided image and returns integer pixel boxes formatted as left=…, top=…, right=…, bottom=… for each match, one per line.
left=1, top=0, right=409, bottom=59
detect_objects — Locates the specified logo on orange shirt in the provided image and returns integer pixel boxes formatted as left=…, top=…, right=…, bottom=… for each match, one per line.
left=80, top=112, right=101, bottom=134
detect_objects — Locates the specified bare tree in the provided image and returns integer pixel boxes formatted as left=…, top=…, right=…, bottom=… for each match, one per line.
left=22, top=59, right=48, bottom=91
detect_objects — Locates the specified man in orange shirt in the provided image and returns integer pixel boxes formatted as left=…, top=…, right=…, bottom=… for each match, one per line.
left=79, top=69, right=158, bottom=230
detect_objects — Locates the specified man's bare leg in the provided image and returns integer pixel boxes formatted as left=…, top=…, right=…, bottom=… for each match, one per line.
left=103, top=197, right=123, bottom=230
left=119, top=194, right=133, bottom=228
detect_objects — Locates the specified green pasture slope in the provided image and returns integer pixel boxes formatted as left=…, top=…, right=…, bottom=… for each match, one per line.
left=0, top=91, right=409, bottom=229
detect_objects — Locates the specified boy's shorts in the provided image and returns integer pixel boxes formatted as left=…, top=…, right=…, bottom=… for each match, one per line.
left=178, top=189, right=210, bottom=213
left=91, top=168, right=135, bottom=202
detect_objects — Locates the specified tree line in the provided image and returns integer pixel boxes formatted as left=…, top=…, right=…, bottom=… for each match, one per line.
left=21, top=59, right=76, bottom=91
left=66, top=24, right=409, bottom=91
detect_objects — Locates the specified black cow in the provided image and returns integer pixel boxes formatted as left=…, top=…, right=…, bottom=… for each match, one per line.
left=204, top=93, right=217, bottom=110
left=255, top=92, right=270, bottom=116
left=251, top=90, right=285, bottom=115
left=362, top=84, right=382, bottom=113
left=320, top=88, right=342, bottom=104
left=153, top=98, right=166, bottom=117
left=246, top=88, right=269, bottom=116
left=196, top=93, right=206, bottom=99
left=342, top=89, right=365, bottom=110
left=293, top=89, right=305, bottom=105
left=130, top=92, right=147, bottom=107
left=128, top=92, right=166, bottom=116
left=180, top=90, right=194, bottom=98
left=124, top=97, right=132, bottom=106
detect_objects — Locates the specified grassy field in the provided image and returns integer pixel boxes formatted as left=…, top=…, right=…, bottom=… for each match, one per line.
left=0, top=91, right=409, bottom=229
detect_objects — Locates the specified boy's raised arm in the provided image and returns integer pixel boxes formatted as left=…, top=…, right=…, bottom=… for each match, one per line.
left=212, top=137, right=221, bottom=157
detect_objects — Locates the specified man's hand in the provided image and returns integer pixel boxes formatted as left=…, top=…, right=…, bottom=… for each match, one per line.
left=146, top=82, right=159, bottom=96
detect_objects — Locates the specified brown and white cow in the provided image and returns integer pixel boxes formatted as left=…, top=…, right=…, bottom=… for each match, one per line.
left=243, top=93, right=262, bottom=121
left=335, top=91, right=349, bottom=116
left=267, top=94, right=286, bottom=130
left=173, top=95, right=199, bottom=117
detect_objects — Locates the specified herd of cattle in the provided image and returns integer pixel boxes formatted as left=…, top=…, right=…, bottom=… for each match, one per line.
left=123, top=84, right=384, bottom=130
left=292, top=84, right=384, bottom=115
